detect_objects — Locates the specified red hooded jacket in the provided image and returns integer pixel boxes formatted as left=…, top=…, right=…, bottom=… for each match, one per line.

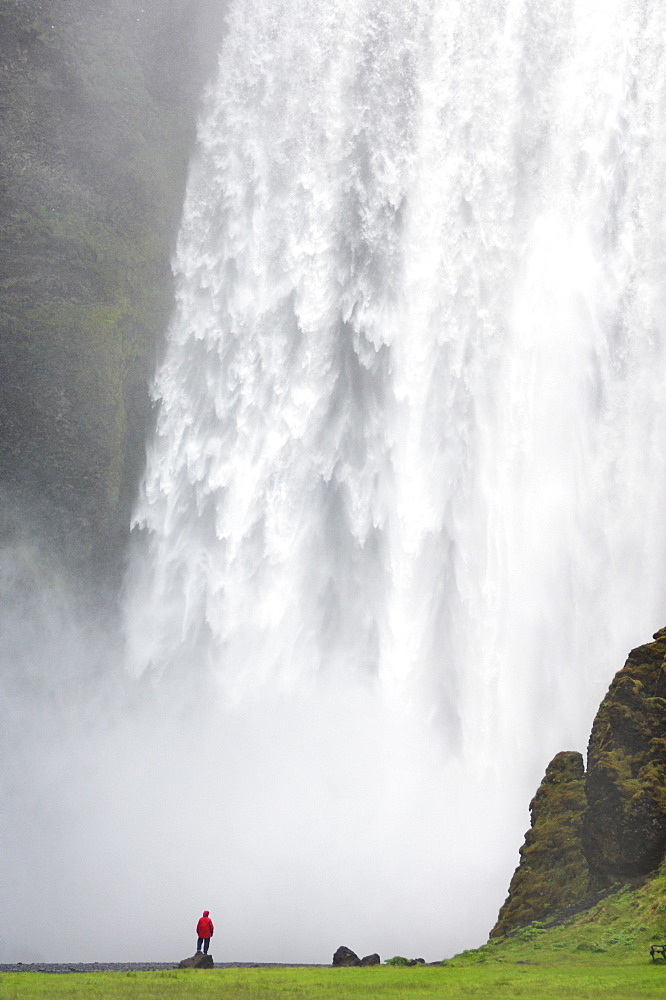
left=196, top=911, right=214, bottom=938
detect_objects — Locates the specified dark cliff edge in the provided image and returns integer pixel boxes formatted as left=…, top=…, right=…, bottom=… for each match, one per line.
left=491, top=628, right=666, bottom=938
left=0, top=0, right=227, bottom=587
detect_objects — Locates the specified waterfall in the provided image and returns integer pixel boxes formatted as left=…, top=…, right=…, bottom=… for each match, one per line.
left=121, top=0, right=666, bottom=961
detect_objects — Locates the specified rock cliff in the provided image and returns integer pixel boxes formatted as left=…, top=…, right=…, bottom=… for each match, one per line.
left=0, top=0, right=226, bottom=580
left=583, top=628, right=666, bottom=888
left=491, top=629, right=666, bottom=937
left=491, top=751, right=589, bottom=936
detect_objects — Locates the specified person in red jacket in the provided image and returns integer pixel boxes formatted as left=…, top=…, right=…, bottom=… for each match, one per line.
left=196, top=910, right=214, bottom=954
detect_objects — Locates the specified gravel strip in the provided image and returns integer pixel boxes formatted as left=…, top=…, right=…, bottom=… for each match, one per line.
left=0, top=962, right=327, bottom=974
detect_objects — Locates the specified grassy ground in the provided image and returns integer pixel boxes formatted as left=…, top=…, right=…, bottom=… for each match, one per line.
left=3, top=861, right=665, bottom=999
left=1, top=961, right=665, bottom=1000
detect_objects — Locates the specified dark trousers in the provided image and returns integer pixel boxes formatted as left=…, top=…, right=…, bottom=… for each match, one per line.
left=197, top=937, right=210, bottom=954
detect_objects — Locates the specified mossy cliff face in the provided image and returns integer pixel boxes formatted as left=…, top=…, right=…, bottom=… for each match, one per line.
left=582, top=629, right=666, bottom=889
left=490, top=751, right=589, bottom=937
left=491, top=628, right=666, bottom=937
left=0, top=0, right=226, bottom=579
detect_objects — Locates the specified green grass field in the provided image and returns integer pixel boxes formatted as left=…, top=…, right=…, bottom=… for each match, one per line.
left=1, top=961, right=665, bottom=1000
left=3, top=861, right=665, bottom=999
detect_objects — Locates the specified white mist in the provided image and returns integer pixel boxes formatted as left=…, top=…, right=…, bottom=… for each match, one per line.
left=3, top=0, right=666, bottom=964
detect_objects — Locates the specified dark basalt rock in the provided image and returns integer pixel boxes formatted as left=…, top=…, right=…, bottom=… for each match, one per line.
left=490, top=751, right=589, bottom=937
left=582, top=629, right=666, bottom=889
left=332, top=946, right=361, bottom=966
left=360, top=953, right=381, bottom=965
left=179, top=952, right=214, bottom=969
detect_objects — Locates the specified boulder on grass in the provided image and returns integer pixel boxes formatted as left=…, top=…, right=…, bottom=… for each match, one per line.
left=361, top=953, right=380, bottom=966
left=332, top=946, right=361, bottom=966
left=179, top=952, right=214, bottom=969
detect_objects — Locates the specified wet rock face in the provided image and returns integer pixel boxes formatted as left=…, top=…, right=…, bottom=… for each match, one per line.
left=0, top=0, right=227, bottom=581
left=582, top=630, right=666, bottom=889
left=490, top=751, right=589, bottom=937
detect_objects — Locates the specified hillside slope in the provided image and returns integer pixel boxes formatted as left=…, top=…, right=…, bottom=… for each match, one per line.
left=470, top=856, right=666, bottom=966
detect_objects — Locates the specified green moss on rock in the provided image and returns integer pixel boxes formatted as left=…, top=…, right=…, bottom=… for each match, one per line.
left=491, top=628, right=666, bottom=939
left=0, top=0, right=226, bottom=578
left=582, top=629, right=666, bottom=889
left=490, top=751, right=590, bottom=937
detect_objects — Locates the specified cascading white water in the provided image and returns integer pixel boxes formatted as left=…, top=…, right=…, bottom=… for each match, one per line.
left=122, top=0, right=666, bottom=962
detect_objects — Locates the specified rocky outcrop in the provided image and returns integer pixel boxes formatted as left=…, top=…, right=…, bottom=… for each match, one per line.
left=179, top=952, right=214, bottom=969
left=490, top=751, right=589, bottom=936
left=491, top=628, right=666, bottom=937
left=332, top=946, right=361, bottom=966
left=582, top=629, right=666, bottom=889
left=332, top=946, right=380, bottom=966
